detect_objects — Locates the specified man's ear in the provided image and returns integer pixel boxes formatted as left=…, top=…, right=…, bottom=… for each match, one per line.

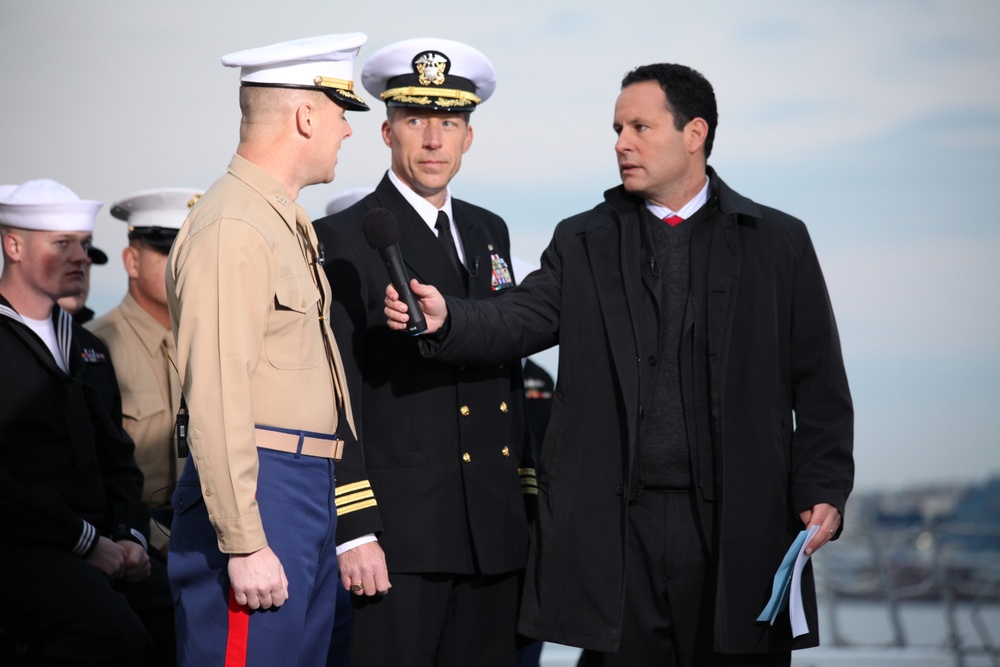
left=685, top=117, right=709, bottom=156
left=122, top=245, right=140, bottom=280
left=461, top=124, right=473, bottom=155
left=381, top=120, right=394, bottom=148
left=2, top=230, right=23, bottom=263
left=297, top=102, right=315, bottom=139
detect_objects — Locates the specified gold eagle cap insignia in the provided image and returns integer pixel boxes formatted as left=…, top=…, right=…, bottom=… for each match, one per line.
left=414, top=52, right=448, bottom=87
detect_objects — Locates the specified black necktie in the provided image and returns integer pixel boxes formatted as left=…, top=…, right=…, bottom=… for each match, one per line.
left=435, top=210, right=465, bottom=278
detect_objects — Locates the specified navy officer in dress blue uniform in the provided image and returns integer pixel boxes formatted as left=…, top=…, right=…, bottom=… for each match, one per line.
left=314, top=38, right=536, bottom=667
left=0, top=179, right=175, bottom=665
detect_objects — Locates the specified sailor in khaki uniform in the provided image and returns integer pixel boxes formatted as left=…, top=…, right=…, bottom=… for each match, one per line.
left=87, top=188, right=199, bottom=557
left=165, top=33, right=386, bottom=666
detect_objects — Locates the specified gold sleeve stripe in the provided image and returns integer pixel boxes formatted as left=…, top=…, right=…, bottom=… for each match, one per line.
left=336, top=480, right=372, bottom=496
left=337, top=498, right=378, bottom=516
left=336, top=490, right=375, bottom=507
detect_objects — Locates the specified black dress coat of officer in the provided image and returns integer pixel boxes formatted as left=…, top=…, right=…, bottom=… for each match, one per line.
left=314, top=173, right=532, bottom=577
left=421, top=169, right=854, bottom=655
left=0, top=295, right=174, bottom=664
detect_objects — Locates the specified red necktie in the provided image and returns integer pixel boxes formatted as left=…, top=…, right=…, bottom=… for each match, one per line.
left=663, top=215, right=684, bottom=226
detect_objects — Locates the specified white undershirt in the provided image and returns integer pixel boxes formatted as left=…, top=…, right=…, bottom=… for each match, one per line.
left=386, top=169, right=466, bottom=265
left=21, top=313, right=67, bottom=372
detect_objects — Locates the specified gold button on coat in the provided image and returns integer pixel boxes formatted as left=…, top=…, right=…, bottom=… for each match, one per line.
left=460, top=406, right=471, bottom=417
left=462, top=453, right=471, bottom=463
left=501, top=446, right=510, bottom=457
left=499, top=401, right=508, bottom=413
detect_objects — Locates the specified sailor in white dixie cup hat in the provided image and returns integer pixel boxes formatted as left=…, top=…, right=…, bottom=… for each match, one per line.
left=166, top=32, right=386, bottom=666
left=0, top=179, right=104, bottom=320
left=313, top=38, right=534, bottom=667
left=0, top=178, right=101, bottom=233
left=1, top=178, right=178, bottom=663
left=87, top=187, right=203, bottom=559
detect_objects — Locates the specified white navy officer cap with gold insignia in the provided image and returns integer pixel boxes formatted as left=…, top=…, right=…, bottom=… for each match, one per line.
left=362, top=38, right=497, bottom=112
left=111, top=187, right=203, bottom=251
left=222, top=32, right=370, bottom=112
left=0, top=179, right=102, bottom=232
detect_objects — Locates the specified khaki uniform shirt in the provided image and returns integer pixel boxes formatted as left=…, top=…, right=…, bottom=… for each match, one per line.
left=87, top=293, right=181, bottom=551
left=166, top=154, right=379, bottom=554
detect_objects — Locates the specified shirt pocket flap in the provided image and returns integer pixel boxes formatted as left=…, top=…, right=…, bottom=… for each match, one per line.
left=273, top=274, right=320, bottom=314
left=122, top=390, right=167, bottom=422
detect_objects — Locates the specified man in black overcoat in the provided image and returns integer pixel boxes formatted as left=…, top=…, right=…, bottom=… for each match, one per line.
left=0, top=179, right=175, bottom=665
left=386, top=64, right=855, bottom=666
left=314, top=39, right=535, bottom=666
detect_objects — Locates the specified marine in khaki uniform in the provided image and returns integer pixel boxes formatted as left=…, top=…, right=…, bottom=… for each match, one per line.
left=165, top=33, right=387, bottom=665
left=87, top=188, right=200, bottom=557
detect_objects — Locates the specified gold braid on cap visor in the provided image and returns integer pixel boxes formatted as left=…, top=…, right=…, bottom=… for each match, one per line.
left=380, top=86, right=481, bottom=105
left=314, top=76, right=368, bottom=105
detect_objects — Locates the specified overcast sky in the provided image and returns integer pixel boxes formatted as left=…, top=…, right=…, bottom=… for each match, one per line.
left=2, top=0, right=998, bottom=494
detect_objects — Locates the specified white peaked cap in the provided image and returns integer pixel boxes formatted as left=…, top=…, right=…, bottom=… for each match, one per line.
left=362, top=37, right=496, bottom=112
left=111, top=187, right=203, bottom=230
left=222, top=32, right=370, bottom=111
left=111, top=187, right=204, bottom=250
left=0, top=179, right=102, bottom=232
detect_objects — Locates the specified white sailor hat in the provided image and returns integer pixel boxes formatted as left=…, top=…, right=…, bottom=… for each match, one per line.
left=0, top=184, right=18, bottom=202
left=0, top=179, right=101, bottom=232
left=325, top=186, right=374, bottom=216
left=222, top=32, right=370, bottom=112
left=111, top=187, right=203, bottom=251
left=362, top=38, right=496, bottom=112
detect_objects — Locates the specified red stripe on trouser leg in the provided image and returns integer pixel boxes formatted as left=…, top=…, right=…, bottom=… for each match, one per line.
left=225, top=587, right=249, bottom=667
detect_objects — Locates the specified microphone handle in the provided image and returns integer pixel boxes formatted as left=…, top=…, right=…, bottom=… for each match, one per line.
left=379, top=246, right=428, bottom=335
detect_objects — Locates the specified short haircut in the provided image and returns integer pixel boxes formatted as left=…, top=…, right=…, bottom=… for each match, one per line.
left=621, top=64, right=718, bottom=159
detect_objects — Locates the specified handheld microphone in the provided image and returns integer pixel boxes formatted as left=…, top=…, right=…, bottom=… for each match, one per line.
left=363, top=208, right=428, bottom=335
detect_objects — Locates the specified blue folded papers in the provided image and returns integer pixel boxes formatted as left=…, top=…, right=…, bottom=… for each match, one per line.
left=756, top=524, right=819, bottom=637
